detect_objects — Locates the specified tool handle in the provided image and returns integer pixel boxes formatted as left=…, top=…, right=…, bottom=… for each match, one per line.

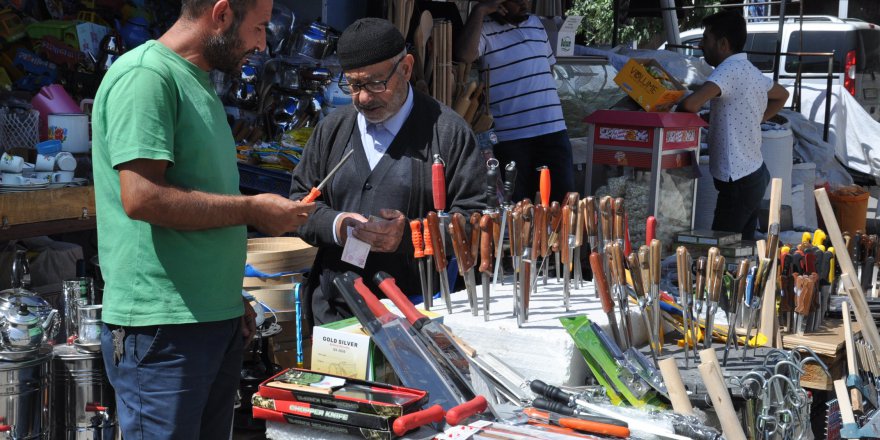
left=698, top=361, right=746, bottom=440
left=432, top=156, right=446, bottom=212
left=584, top=196, right=596, bottom=240
left=627, top=253, right=647, bottom=300
left=533, top=205, right=546, bottom=254
left=548, top=201, right=561, bottom=253
left=609, top=243, right=626, bottom=289
left=646, top=216, right=656, bottom=246
left=354, top=276, right=398, bottom=324
left=374, top=271, right=429, bottom=328
left=539, top=166, right=550, bottom=207
left=332, top=272, right=383, bottom=334
left=426, top=212, right=447, bottom=270
left=561, top=205, right=572, bottom=264
left=469, top=212, right=481, bottom=268
left=659, top=358, right=694, bottom=416
left=531, top=397, right=574, bottom=416
left=445, top=396, right=488, bottom=426
left=486, top=162, right=499, bottom=210
left=555, top=413, right=631, bottom=439
left=503, top=161, right=517, bottom=204
left=612, top=197, right=626, bottom=243
left=479, top=214, right=494, bottom=273
left=650, top=239, right=662, bottom=285
left=599, top=196, right=612, bottom=244
left=393, top=404, right=445, bottom=436
left=530, top=379, right=572, bottom=405
left=709, top=255, right=725, bottom=303
left=695, top=257, right=707, bottom=302
left=410, top=220, right=424, bottom=259
left=575, top=199, right=585, bottom=247
left=590, top=252, right=613, bottom=314
left=448, top=213, right=470, bottom=272
left=422, top=219, right=434, bottom=256
left=301, top=187, right=321, bottom=203
left=85, top=402, right=108, bottom=412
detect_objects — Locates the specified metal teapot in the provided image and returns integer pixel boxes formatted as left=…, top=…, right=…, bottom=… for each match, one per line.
left=0, top=303, right=57, bottom=350
left=0, top=250, right=59, bottom=342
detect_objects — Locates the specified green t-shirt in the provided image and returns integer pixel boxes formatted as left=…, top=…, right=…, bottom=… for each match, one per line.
left=92, top=40, right=246, bottom=326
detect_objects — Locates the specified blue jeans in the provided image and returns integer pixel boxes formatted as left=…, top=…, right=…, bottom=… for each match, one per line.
left=492, top=130, right=576, bottom=203
left=712, top=163, right=771, bottom=241
left=101, top=318, right=243, bottom=440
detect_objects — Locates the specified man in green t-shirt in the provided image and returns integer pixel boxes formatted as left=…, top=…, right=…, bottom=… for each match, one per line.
left=91, top=0, right=313, bottom=438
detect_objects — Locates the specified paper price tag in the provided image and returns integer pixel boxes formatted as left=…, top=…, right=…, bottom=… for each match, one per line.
left=341, top=226, right=370, bottom=268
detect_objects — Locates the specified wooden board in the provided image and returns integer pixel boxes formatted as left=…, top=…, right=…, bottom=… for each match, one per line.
left=781, top=318, right=858, bottom=357
left=247, top=237, right=317, bottom=274
left=0, top=186, right=95, bottom=226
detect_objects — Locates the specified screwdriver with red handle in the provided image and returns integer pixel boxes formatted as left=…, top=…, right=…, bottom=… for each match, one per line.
left=300, top=149, right=355, bottom=203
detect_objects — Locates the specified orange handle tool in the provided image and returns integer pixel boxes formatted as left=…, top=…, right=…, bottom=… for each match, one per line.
left=422, top=219, right=434, bottom=256
left=539, top=166, right=551, bottom=207
left=445, top=396, right=488, bottom=426
left=393, top=405, right=445, bottom=436
left=410, top=220, right=424, bottom=259
left=432, top=155, right=446, bottom=212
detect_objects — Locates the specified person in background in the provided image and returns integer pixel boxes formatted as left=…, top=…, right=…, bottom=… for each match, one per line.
left=454, top=0, right=575, bottom=203
left=678, top=9, right=789, bottom=240
left=289, top=18, right=484, bottom=325
left=91, top=0, right=315, bottom=437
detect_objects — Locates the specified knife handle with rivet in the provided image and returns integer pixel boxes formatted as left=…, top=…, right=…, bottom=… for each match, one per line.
left=627, top=253, right=647, bottom=300
left=393, top=405, right=445, bottom=436
left=479, top=214, right=494, bottom=274
left=548, top=201, right=561, bottom=254
left=561, top=205, right=572, bottom=265
left=613, top=197, right=626, bottom=244
left=599, top=196, right=612, bottom=246
left=575, top=198, right=585, bottom=248
left=590, top=252, right=613, bottom=315
left=469, top=212, right=481, bottom=269
left=445, top=395, right=488, bottom=426
left=650, top=239, right=662, bottom=286
left=448, top=213, right=469, bottom=273
left=426, top=212, right=446, bottom=272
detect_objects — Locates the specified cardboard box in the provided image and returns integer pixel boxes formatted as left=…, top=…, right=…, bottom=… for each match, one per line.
left=614, top=58, right=686, bottom=112
left=311, top=318, right=374, bottom=380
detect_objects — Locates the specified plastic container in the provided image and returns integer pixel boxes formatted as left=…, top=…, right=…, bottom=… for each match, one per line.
left=35, top=140, right=61, bottom=155
left=238, top=162, right=291, bottom=197
left=760, top=125, right=793, bottom=207
left=828, top=185, right=869, bottom=235
left=31, top=84, right=81, bottom=140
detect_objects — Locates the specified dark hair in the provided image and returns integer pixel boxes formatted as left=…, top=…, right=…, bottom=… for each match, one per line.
left=702, top=9, right=747, bottom=53
left=181, top=0, right=257, bottom=23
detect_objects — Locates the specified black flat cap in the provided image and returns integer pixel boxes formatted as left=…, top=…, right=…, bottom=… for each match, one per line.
left=337, top=18, right=405, bottom=71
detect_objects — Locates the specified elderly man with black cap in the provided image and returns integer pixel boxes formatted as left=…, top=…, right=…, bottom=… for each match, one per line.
left=290, top=17, right=485, bottom=325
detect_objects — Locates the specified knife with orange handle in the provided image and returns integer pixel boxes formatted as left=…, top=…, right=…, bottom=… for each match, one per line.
left=426, top=212, right=452, bottom=313
left=300, top=149, right=354, bottom=203
left=628, top=251, right=660, bottom=367
left=422, top=218, right=434, bottom=310
left=479, top=214, right=494, bottom=321
left=410, top=219, right=429, bottom=310
left=591, top=251, right=622, bottom=348
left=523, top=406, right=630, bottom=438
left=449, top=212, right=478, bottom=315
left=539, top=166, right=551, bottom=207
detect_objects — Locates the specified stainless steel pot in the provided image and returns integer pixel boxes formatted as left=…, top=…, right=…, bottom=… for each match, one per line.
left=0, top=348, right=52, bottom=439
left=52, top=344, right=116, bottom=440
left=0, top=304, right=56, bottom=351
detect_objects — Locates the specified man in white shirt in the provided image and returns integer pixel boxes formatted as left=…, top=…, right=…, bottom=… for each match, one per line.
left=678, top=9, right=789, bottom=240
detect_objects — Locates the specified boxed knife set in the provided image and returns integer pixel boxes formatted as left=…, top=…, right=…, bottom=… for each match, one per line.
left=253, top=368, right=432, bottom=438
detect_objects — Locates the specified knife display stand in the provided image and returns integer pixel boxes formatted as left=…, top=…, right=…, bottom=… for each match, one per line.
left=583, top=110, right=706, bottom=248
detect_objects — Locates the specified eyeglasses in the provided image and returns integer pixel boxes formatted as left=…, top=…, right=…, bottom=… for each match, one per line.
left=340, top=57, right=403, bottom=95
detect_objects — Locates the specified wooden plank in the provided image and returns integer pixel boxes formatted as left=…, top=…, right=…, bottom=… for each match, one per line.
left=0, top=186, right=95, bottom=226
left=781, top=318, right=857, bottom=356
left=759, top=178, right=781, bottom=346
left=0, top=217, right=96, bottom=241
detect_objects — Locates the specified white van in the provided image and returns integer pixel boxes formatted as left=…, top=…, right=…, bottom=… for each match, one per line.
left=671, top=16, right=880, bottom=121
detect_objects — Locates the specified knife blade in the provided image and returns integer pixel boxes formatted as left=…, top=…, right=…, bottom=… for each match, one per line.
left=332, top=272, right=466, bottom=413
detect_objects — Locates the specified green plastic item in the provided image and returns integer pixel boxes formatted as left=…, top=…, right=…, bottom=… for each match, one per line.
left=560, top=315, right=665, bottom=408
left=26, top=20, right=78, bottom=49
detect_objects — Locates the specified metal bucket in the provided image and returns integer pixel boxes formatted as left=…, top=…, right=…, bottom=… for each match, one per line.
left=51, top=345, right=116, bottom=440
left=0, top=348, right=52, bottom=439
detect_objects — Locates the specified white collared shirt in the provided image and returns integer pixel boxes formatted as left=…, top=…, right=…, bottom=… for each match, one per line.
left=331, top=85, right=415, bottom=244
left=356, top=85, right=414, bottom=170
left=706, top=53, right=774, bottom=181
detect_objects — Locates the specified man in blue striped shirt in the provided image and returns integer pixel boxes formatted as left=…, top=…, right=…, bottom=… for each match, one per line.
left=455, top=0, right=574, bottom=203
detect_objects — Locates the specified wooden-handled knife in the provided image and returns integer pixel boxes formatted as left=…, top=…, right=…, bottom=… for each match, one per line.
left=591, top=251, right=622, bottom=348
